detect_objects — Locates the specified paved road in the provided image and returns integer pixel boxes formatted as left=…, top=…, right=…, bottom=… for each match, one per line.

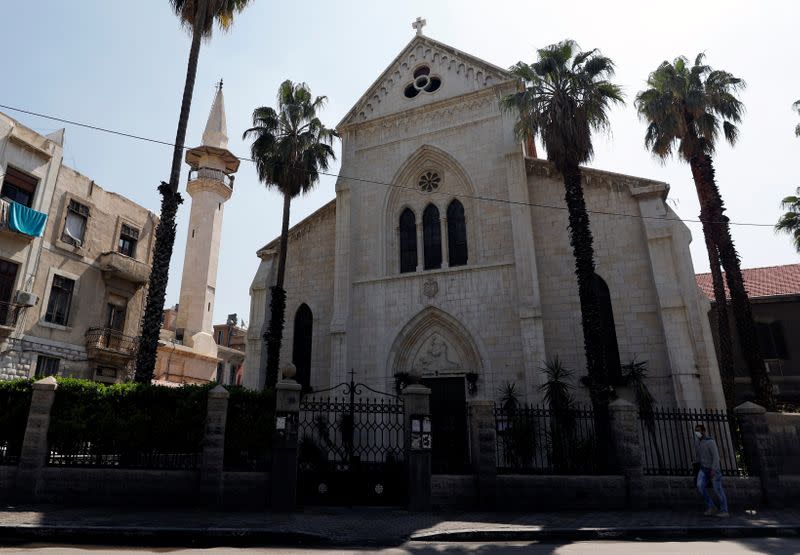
left=2, top=540, right=800, bottom=554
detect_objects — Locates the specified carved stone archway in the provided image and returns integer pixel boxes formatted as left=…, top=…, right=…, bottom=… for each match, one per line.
left=387, top=307, right=484, bottom=379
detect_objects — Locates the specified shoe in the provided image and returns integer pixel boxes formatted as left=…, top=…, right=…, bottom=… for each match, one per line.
left=703, top=508, right=718, bottom=516
left=716, top=512, right=730, bottom=518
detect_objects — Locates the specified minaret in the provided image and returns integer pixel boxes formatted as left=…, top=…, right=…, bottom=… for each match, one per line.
left=176, top=81, right=240, bottom=357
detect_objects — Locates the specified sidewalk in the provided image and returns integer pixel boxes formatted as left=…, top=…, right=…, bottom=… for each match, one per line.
left=1, top=505, right=798, bottom=547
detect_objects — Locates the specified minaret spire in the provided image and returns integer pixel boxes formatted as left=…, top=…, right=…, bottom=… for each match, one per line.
left=202, top=79, right=228, bottom=149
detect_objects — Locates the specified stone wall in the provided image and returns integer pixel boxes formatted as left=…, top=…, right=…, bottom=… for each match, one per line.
left=0, top=337, right=89, bottom=381
left=765, top=412, right=800, bottom=476
left=497, top=475, right=627, bottom=510
left=642, top=476, right=761, bottom=509
left=431, top=474, right=477, bottom=509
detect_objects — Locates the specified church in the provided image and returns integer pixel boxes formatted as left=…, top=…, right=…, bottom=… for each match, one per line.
left=243, top=25, right=725, bottom=412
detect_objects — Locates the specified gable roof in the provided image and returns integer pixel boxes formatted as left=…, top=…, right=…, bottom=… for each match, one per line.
left=338, top=34, right=513, bottom=129
left=696, top=263, right=800, bottom=301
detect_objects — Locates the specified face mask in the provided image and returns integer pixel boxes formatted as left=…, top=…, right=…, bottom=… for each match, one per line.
left=694, top=431, right=703, bottom=439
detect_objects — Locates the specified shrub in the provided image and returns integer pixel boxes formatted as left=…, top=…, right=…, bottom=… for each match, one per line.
left=0, top=378, right=33, bottom=462
left=48, top=378, right=210, bottom=467
left=223, top=386, right=275, bottom=471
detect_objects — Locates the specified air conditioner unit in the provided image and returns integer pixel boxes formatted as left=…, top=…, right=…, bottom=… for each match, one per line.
left=15, top=290, right=38, bottom=307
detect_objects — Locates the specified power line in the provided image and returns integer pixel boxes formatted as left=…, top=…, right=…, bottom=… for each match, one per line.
left=0, top=102, right=779, bottom=229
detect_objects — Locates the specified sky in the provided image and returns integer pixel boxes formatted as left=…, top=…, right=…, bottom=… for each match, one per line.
left=1, top=0, right=798, bottom=326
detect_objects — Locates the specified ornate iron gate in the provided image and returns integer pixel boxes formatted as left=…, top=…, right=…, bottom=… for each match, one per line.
left=297, top=378, right=406, bottom=506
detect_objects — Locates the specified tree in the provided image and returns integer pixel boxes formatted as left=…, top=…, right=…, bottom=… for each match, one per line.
left=775, top=187, right=800, bottom=253
left=243, top=81, right=337, bottom=388
left=794, top=100, right=800, bottom=137
left=134, top=0, right=252, bottom=383
left=635, top=54, right=775, bottom=409
left=501, top=40, right=624, bottom=407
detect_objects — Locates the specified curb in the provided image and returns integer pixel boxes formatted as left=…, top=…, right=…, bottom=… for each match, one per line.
left=411, top=525, right=800, bottom=543
left=0, top=525, right=329, bottom=548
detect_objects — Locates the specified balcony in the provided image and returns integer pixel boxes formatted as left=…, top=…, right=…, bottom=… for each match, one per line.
left=0, top=301, right=26, bottom=336
left=188, top=167, right=234, bottom=190
left=0, top=198, right=48, bottom=240
left=97, top=251, right=151, bottom=286
left=86, top=327, right=138, bottom=367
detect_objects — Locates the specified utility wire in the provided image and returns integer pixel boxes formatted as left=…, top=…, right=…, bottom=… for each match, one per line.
left=0, top=102, right=779, bottom=229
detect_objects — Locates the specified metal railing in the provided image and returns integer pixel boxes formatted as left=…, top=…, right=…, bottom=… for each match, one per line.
left=495, top=404, right=607, bottom=475
left=188, top=167, right=234, bottom=189
left=85, top=327, right=138, bottom=355
left=0, top=300, right=25, bottom=327
left=638, top=407, right=744, bottom=477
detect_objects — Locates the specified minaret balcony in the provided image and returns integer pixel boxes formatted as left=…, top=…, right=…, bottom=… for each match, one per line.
left=188, top=167, right=234, bottom=190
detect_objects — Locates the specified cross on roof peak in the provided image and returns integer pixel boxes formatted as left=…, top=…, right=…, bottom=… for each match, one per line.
left=412, top=16, right=426, bottom=36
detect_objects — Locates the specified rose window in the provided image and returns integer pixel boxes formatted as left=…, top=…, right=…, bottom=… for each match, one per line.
left=404, top=66, right=442, bottom=99
left=418, top=171, right=441, bottom=192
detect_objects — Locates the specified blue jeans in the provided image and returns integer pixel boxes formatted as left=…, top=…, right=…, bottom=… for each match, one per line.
left=697, top=467, right=728, bottom=512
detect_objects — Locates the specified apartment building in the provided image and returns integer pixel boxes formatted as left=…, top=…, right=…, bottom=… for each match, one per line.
left=0, top=111, right=158, bottom=383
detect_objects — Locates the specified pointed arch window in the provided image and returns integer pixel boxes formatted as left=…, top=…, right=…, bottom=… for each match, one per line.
left=423, top=204, right=442, bottom=270
left=292, top=303, right=313, bottom=391
left=447, top=199, right=468, bottom=267
left=592, top=274, right=621, bottom=384
left=399, top=208, right=417, bottom=273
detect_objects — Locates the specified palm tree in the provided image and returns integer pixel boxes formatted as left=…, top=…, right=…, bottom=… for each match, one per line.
left=776, top=188, right=800, bottom=253
left=501, top=40, right=624, bottom=406
left=794, top=100, right=800, bottom=137
left=243, top=80, right=337, bottom=388
left=635, top=54, right=775, bottom=409
left=134, top=0, right=252, bottom=383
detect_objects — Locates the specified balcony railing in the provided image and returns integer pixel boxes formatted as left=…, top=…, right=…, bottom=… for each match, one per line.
left=188, top=167, right=234, bottom=189
left=85, top=327, right=139, bottom=358
left=0, top=301, right=25, bottom=328
left=0, top=198, right=47, bottom=239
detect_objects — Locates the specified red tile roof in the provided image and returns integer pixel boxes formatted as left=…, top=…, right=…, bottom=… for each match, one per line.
left=696, top=263, right=800, bottom=300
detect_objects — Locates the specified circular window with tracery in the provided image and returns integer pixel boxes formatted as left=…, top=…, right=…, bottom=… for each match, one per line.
left=418, top=171, right=441, bottom=192
left=404, top=66, right=442, bottom=99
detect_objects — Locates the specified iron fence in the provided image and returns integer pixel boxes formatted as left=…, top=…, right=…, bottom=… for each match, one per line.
left=48, top=443, right=199, bottom=469
left=638, top=407, right=744, bottom=477
left=495, top=404, right=607, bottom=475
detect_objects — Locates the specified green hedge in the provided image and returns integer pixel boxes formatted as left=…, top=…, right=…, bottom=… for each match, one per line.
left=48, top=378, right=210, bottom=468
left=224, top=386, right=275, bottom=471
left=0, top=378, right=33, bottom=464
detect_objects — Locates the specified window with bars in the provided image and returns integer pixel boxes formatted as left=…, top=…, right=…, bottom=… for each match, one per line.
left=61, top=200, right=89, bottom=246
left=118, top=223, right=139, bottom=258
left=1, top=167, right=38, bottom=208
left=35, top=355, right=60, bottom=378
left=44, top=275, right=75, bottom=326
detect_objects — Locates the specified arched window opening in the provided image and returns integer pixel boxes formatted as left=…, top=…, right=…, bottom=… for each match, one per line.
left=399, top=208, right=417, bottom=273
left=592, top=274, right=622, bottom=384
left=292, top=303, right=313, bottom=391
left=423, top=204, right=442, bottom=270
left=447, top=199, right=468, bottom=267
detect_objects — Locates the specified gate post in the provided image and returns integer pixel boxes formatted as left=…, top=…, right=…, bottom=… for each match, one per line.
left=403, top=384, right=432, bottom=511
left=609, top=399, right=645, bottom=508
left=200, top=385, right=229, bottom=506
left=469, top=400, right=497, bottom=509
left=15, top=376, right=58, bottom=503
left=271, top=378, right=302, bottom=511
left=735, top=401, right=781, bottom=507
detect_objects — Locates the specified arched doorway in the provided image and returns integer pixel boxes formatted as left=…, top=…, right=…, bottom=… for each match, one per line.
left=388, top=308, right=484, bottom=474
left=292, top=303, right=313, bottom=391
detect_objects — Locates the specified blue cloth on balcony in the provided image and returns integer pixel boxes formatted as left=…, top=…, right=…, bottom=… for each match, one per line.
left=8, top=200, right=47, bottom=237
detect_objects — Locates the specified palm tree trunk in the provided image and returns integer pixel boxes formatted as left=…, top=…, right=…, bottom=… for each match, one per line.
left=703, top=234, right=735, bottom=409
left=690, top=153, right=775, bottom=410
left=134, top=27, right=203, bottom=383
left=263, top=192, right=292, bottom=388
left=562, top=163, right=612, bottom=470
left=562, top=164, right=606, bottom=390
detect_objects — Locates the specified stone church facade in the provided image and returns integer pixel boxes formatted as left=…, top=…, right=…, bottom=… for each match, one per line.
left=244, top=32, right=725, bottom=410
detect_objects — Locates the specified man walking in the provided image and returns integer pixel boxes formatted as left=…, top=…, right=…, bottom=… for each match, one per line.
left=695, top=423, right=729, bottom=517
